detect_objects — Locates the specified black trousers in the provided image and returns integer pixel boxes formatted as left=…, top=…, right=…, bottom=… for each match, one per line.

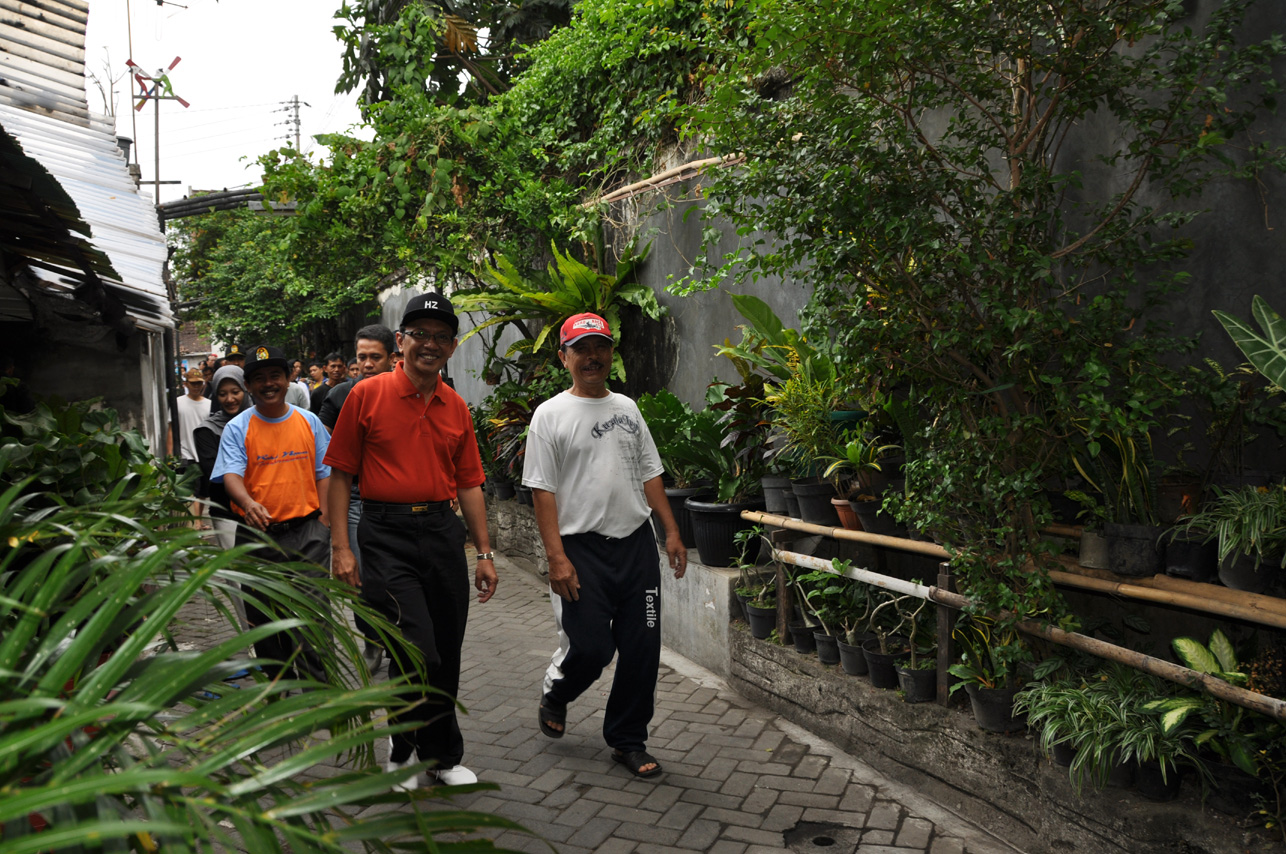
left=235, top=516, right=331, bottom=683
left=544, top=521, right=661, bottom=754
left=358, top=505, right=470, bottom=767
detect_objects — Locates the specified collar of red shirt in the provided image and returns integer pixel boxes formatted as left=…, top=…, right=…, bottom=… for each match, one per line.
left=394, top=363, right=444, bottom=403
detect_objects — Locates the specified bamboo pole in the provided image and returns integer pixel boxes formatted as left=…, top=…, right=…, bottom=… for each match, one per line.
left=745, top=511, right=1286, bottom=630
left=1148, top=573, right=1286, bottom=619
left=742, top=511, right=950, bottom=558
left=1047, top=570, right=1286, bottom=631
left=776, top=550, right=1286, bottom=722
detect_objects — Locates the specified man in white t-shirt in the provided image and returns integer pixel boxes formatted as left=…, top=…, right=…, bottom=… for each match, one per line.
left=523, top=312, right=687, bottom=780
left=170, top=368, right=212, bottom=526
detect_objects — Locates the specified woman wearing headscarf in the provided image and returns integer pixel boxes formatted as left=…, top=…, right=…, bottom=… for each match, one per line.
left=194, top=365, right=251, bottom=629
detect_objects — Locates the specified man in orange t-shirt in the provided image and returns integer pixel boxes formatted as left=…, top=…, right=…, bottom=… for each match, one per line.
left=212, top=344, right=332, bottom=683
left=325, top=291, right=497, bottom=791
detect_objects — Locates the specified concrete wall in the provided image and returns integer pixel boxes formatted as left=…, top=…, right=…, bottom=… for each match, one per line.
left=729, top=630, right=1272, bottom=854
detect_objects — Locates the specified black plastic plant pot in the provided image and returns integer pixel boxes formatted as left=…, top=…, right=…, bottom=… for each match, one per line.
left=1164, top=534, right=1217, bottom=583
left=813, top=631, right=840, bottom=666
left=861, top=637, right=910, bottom=689
left=745, top=604, right=777, bottom=640
left=962, top=683, right=1026, bottom=733
left=836, top=639, right=867, bottom=676
left=896, top=664, right=937, bottom=703
left=684, top=496, right=766, bottom=568
left=789, top=621, right=818, bottom=654
left=1103, top=522, right=1163, bottom=577
left=663, top=486, right=704, bottom=549
left=1135, top=761, right=1182, bottom=802
left=790, top=479, right=841, bottom=526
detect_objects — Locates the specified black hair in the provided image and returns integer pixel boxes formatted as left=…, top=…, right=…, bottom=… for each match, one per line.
left=354, top=323, right=396, bottom=356
left=324, top=351, right=344, bottom=365
left=307, top=360, right=322, bottom=370
left=347, top=357, right=358, bottom=367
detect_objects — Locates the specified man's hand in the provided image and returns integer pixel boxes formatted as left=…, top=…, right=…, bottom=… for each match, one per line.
left=547, top=553, right=580, bottom=601
left=476, top=558, right=498, bottom=603
left=333, top=545, right=361, bottom=588
left=241, top=500, right=272, bottom=531
left=666, top=531, right=687, bottom=580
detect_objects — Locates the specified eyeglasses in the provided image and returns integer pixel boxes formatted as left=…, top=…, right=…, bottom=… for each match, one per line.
left=401, top=329, right=454, bottom=346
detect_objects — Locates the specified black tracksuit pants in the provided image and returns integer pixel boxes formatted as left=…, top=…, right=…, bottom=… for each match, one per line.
left=544, top=521, right=661, bottom=754
left=358, top=505, right=470, bottom=767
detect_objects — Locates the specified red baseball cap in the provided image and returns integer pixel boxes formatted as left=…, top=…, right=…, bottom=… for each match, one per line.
left=560, top=312, right=613, bottom=347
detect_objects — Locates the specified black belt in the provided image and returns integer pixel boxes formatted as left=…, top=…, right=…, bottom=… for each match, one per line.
left=362, top=499, right=452, bottom=514
left=266, top=510, right=320, bottom=534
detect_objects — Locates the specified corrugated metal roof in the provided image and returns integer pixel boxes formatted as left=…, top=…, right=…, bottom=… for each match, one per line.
left=0, top=0, right=172, bottom=333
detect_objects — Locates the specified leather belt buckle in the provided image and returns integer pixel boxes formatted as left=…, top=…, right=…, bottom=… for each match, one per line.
left=411, top=503, right=429, bottom=513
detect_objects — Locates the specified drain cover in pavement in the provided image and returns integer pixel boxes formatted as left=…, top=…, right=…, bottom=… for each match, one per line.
left=783, top=821, right=862, bottom=853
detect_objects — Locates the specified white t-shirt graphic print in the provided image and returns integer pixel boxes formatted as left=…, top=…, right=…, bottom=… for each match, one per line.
left=523, top=391, right=664, bottom=538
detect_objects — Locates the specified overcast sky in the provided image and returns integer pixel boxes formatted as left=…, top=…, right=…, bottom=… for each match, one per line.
left=85, top=0, right=370, bottom=204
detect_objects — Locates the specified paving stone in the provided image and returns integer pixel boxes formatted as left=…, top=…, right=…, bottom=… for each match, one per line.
left=777, top=790, right=841, bottom=810
left=897, top=817, right=934, bottom=849
left=566, top=816, right=622, bottom=848
left=866, top=801, right=902, bottom=830
left=719, top=770, right=759, bottom=798
left=761, top=802, right=805, bottom=832
left=700, top=806, right=765, bottom=828
left=708, top=842, right=749, bottom=854
left=929, top=838, right=965, bottom=854
left=839, top=783, right=877, bottom=813
left=862, top=829, right=895, bottom=844
left=676, top=818, right=723, bottom=850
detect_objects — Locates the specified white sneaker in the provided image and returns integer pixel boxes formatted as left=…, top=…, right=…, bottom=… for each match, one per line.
left=384, top=740, right=419, bottom=792
left=434, top=764, right=477, bottom=786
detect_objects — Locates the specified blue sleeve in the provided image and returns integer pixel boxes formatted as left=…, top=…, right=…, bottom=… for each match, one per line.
left=210, top=416, right=248, bottom=483
left=305, top=409, right=332, bottom=479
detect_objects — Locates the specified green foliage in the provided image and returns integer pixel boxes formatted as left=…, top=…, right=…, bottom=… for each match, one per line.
left=948, top=613, right=1028, bottom=692
left=1215, top=296, right=1286, bottom=391
left=682, top=0, right=1286, bottom=627
left=170, top=208, right=330, bottom=351
left=1142, top=630, right=1281, bottom=778
left=0, top=397, right=529, bottom=852
left=1178, top=485, right=1286, bottom=568
left=637, top=389, right=713, bottom=488
left=455, top=238, right=663, bottom=382
left=1016, top=664, right=1204, bottom=795
left=0, top=394, right=184, bottom=511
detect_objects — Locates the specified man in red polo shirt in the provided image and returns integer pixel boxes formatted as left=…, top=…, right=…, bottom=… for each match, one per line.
left=325, top=291, right=497, bottom=791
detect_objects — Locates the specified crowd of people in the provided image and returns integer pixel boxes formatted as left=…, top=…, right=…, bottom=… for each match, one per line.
left=170, top=298, right=689, bottom=789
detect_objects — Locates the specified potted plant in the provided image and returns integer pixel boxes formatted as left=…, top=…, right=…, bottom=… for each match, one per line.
left=1073, top=427, right=1164, bottom=577
left=681, top=379, right=771, bottom=567
left=1173, top=485, right=1286, bottom=593
left=794, top=568, right=850, bottom=666
left=948, top=614, right=1028, bottom=733
left=1143, top=630, right=1278, bottom=814
left=731, top=527, right=777, bottom=639
left=893, top=597, right=938, bottom=703
left=860, top=591, right=912, bottom=689
left=638, top=388, right=718, bottom=548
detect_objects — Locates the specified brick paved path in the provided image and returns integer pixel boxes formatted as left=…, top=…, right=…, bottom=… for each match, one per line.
left=175, top=548, right=1021, bottom=854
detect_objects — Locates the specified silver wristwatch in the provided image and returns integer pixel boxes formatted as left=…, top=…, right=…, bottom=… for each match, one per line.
left=476, top=551, right=495, bottom=562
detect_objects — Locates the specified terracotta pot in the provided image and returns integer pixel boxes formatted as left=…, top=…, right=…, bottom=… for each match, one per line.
left=832, top=497, right=860, bottom=530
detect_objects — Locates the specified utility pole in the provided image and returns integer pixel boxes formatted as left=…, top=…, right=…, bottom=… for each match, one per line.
left=127, top=57, right=189, bottom=202
left=275, top=95, right=311, bottom=151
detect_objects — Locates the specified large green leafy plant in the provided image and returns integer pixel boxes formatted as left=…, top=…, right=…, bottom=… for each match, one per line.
left=684, top=0, right=1286, bottom=626
left=0, top=397, right=528, bottom=852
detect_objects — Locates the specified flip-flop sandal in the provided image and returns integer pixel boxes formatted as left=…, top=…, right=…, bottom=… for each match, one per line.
left=538, top=699, right=566, bottom=739
left=612, top=749, right=662, bottom=778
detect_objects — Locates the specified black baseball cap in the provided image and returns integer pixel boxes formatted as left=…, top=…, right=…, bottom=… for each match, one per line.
left=223, top=344, right=246, bottom=361
left=242, top=345, right=291, bottom=380
left=400, top=291, right=459, bottom=335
